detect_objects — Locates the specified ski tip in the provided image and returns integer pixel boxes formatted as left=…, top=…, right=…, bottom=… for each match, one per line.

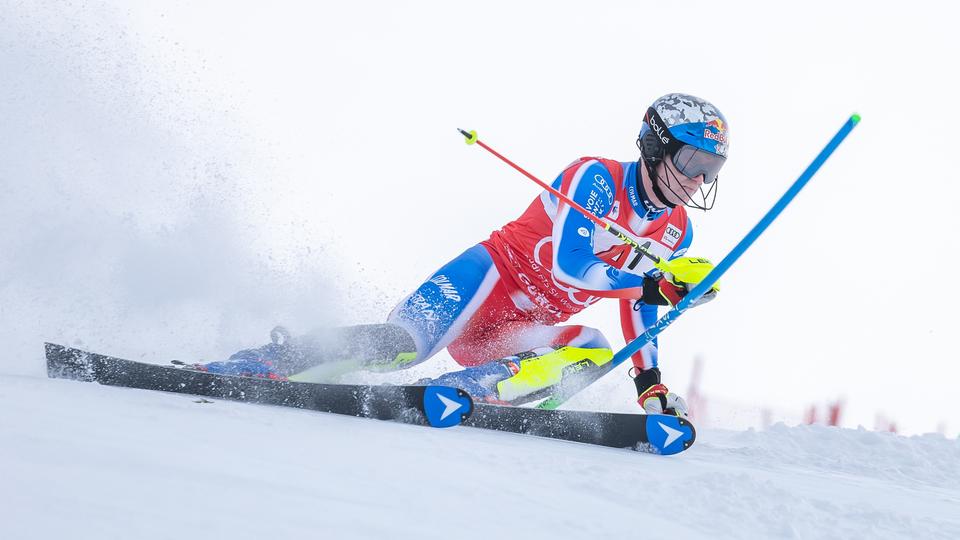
left=643, top=414, right=696, bottom=456
left=45, top=343, right=97, bottom=382
left=850, top=113, right=861, bottom=125
left=422, top=385, right=474, bottom=428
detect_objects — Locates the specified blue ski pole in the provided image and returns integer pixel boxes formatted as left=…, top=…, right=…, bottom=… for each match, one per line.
left=538, top=113, right=862, bottom=410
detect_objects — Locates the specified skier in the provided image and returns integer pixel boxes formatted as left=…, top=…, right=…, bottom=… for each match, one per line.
left=200, top=93, right=729, bottom=417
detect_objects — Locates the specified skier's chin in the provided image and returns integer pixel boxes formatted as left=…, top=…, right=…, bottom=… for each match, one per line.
left=662, top=190, right=691, bottom=207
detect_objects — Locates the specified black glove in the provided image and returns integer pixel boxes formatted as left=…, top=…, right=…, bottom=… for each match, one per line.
left=640, top=276, right=686, bottom=306
left=639, top=257, right=720, bottom=307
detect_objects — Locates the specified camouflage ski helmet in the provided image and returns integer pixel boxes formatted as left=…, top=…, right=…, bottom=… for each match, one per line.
left=637, top=93, right=729, bottom=209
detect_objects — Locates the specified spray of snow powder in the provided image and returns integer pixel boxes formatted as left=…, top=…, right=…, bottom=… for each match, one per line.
left=0, top=3, right=361, bottom=375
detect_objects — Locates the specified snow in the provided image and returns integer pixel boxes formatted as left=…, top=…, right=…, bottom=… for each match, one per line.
left=2, top=374, right=958, bottom=539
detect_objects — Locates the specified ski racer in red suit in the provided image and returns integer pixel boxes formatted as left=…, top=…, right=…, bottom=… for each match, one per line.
left=202, top=93, right=729, bottom=416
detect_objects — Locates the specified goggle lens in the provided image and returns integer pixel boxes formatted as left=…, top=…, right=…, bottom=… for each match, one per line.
left=672, top=145, right=725, bottom=184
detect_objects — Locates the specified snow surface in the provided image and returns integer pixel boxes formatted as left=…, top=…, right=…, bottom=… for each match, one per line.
left=2, top=373, right=958, bottom=540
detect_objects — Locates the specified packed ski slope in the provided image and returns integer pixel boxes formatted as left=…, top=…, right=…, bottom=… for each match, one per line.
left=1, top=373, right=958, bottom=540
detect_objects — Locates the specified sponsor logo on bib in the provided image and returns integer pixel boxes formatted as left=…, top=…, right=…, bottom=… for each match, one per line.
left=661, top=224, right=682, bottom=248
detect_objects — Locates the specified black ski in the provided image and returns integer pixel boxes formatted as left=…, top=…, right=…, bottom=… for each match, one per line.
left=44, top=343, right=473, bottom=428
left=44, top=343, right=694, bottom=454
left=465, top=403, right=696, bottom=455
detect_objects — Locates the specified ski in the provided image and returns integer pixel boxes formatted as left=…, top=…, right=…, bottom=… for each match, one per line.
left=45, top=343, right=694, bottom=454
left=44, top=343, right=473, bottom=428
left=465, top=403, right=696, bottom=456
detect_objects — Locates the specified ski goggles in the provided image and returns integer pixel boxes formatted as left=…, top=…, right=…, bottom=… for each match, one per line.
left=671, top=144, right=725, bottom=184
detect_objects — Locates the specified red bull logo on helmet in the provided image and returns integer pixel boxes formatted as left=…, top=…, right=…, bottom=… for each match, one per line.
left=704, top=118, right=727, bottom=144
left=706, top=119, right=726, bottom=132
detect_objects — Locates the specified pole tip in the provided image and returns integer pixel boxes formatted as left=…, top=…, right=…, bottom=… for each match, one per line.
left=457, top=128, right=478, bottom=145
left=850, top=113, right=861, bottom=125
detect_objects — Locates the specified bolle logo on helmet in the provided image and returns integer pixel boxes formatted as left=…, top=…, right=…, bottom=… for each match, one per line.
left=649, top=115, right=670, bottom=145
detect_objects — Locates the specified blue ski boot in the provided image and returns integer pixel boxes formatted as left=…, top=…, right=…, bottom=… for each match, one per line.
left=428, top=359, right=520, bottom=403
left=426, top=346, right=614, bottom=404
left=195, top=326, right=299, bottom=380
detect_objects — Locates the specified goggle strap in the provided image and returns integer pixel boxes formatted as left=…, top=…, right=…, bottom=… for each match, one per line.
left=643, top=107, right=684, bottom=157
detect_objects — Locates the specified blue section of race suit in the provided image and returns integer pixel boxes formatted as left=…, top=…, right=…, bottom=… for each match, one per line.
left=549, top=160, right=649, bottom=292
left=633, top=301, right=661, bottom=369
left=387, top=244, right=496, bottom=366
left=622, top=161, right=666, bottom=219
left=630, top=218, right=694, bottom=370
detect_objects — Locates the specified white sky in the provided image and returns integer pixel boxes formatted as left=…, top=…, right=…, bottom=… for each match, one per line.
left=3, top=1, right=958, bottom=435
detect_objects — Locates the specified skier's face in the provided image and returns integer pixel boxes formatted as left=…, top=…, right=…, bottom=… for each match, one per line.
left=657, top=157, right=706, bottom=206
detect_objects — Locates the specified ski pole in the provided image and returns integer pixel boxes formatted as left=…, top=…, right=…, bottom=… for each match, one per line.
left=537, top=113, right=862, bottom=410
left=458, top=128, right=673, bottom=275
